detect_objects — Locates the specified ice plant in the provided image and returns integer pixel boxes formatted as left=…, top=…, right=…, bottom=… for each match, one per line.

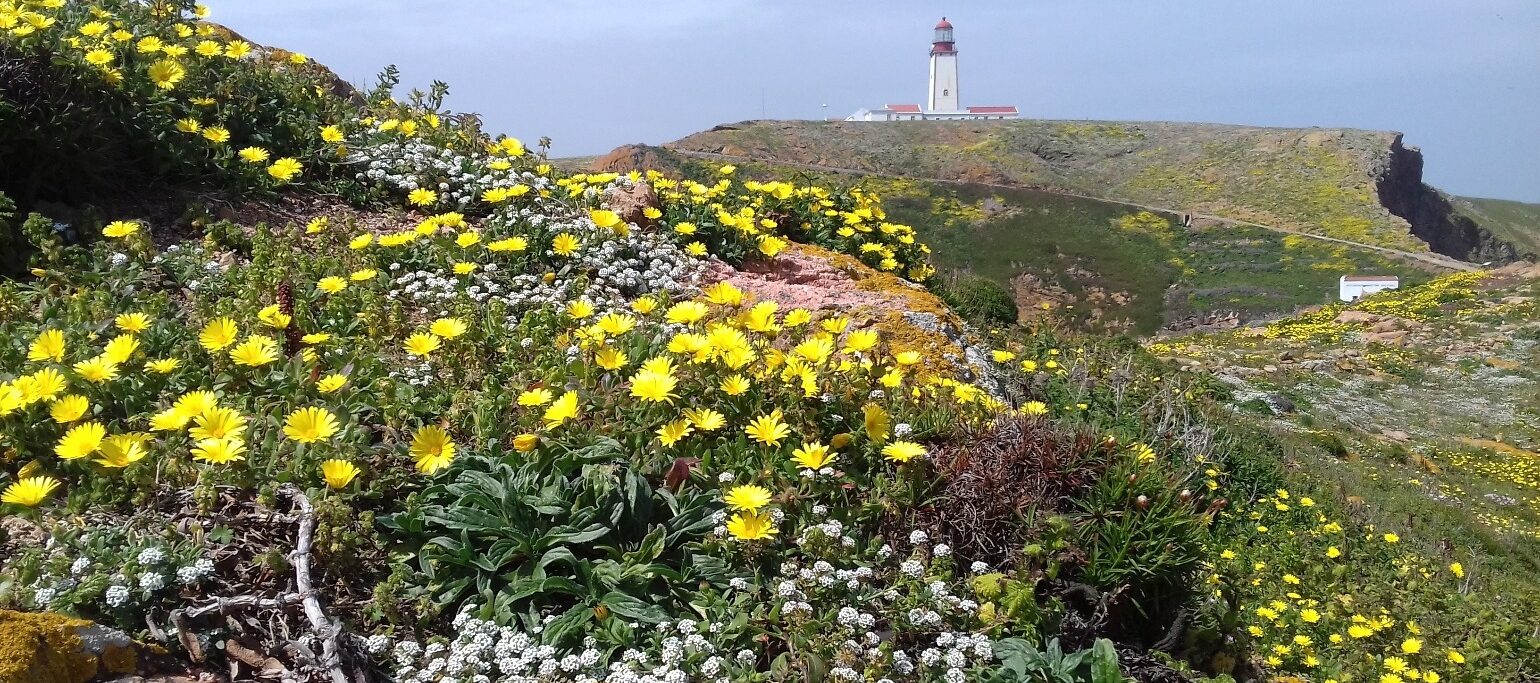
left=726, top=511, right=777, bottom=541
left=410, top=425, right=456, bottom=473
left=2, top=476, right=61, bottom=507
left=723, top=485, right=772, bottom=512
left=321, top=459, right=360, bottom=489
left=881, top=441, right=927, bottom=463
left=284, top=407, right=340, bottom=444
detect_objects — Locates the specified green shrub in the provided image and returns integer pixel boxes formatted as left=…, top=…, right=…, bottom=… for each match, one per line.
left=377, top=438, right=724, bottom=638
left=935, top=270, right=1019, bottom=324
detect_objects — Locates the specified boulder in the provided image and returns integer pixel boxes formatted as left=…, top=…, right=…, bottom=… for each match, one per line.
left=601, top=182, right=661, bottom=230
left=0, top=610, right=141, bottom=683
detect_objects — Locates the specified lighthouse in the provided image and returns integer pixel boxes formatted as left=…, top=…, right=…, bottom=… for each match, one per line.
left=927, top=17, right=959, bottom=112
left=846, top=18, right=1018, bottom=122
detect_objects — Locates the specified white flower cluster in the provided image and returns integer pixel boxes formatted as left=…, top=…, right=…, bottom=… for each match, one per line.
left=386, top=607, right=749, bottom=683
left=763, top=520, right=996, bottom=681
left=348, top=138, right=486, bottom=209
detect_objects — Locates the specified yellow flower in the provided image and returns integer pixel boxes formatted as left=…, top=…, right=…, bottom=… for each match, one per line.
left=1383, top=532, right=1400, bottom=544
left=1449, top=562, right=1464, bottom=578
left=407, top=188, right=437, bottom=206
left=55, top=422, right=107, bottom=460
left=316, top=276, right=347, bottom=293
left=455, top=231, right=482, bottom=248
left=95, top=435, right=149, bottom=468
left=487, top=236, right=528, bottom=252
left=596, top=347, right=628, bottom=370
left=589, top=209, right=623, bottom=230
left=283, top=406, right=340, bottom=443
left=1401, top=638, right=1422, bottom=654
left=792, top=442, right=834, bottom=470
left=757, top=235, right=788, bottom=258
left=513, top=433, right=540, bottom=452
left=1023, top=401, right=1048, bottom=416
left=349, top=234, right=374, bottom=249
left=1349, top=625, right=1373, bottom=638
left=720, top=375, right=751, bottom=396
left=632, top=296, right=659, bottom=315
left=2, top=476, right=61, bottom=507
left=102, top=334, right=140, bottom=364
left=1446, top=650, right=1464, bottom=664
left=146, top=358, right=181, bottom=374
left=50, top=395, right=90, bottom=423
left=201, top=126, right=230, bottom=143
left=684, top=408, right=726, bottom=432
left=115, top=312, right=151, bottom=333
left=147, top=59, right=185, bottom=89
left=320, top=125, right=344, bottom=143
left=410, top=425, right=456, bottom=473
left=136, top=36, right=164, bottom=53
left=566, top=300, right=595, bottom=320
left=28, top=329, right=67, bottom=362
left=102, top=220, right=139, bottom=238
left=404, top=332, right=442, bottom=357
left=267, top=158, right=303, bottom=182
left=685, top=242, right=708, bottom=256
left=657, top=419, right=694, bottom=447
left=726, top=511, right=777, bottom=541
left=229, top=335, right=280, bottom=367
left=894, top=350, right=921, bottom=366
left=843, top=329, right=879, bottom=353
left=238, top=146, right=270, bottom=163
left=882, top=441, right=927, bottom=463
left=518, top=388, right=554, bottom=406
left=674, top=221, right=697, bottom=235
left=665, top=301, right=710, bottom=325
left=724, top=484, right=772, bottom=512
left=1301, top=608, right=1321, bottom=623
left=1326, top=546, right=1341, bottom=558
left=543, top=391, right=581, bottom=428
left=349, top=269, right=377, bottom=282
left=862, top=403, right=891, bottom=444
left=745, top=412, right=790, bottom=447
left=596, top=313, right=636, bottom=336
left=316, top=373, right=348, bottom=393
left=190, top=407, right=247, bottom=441
left=551, top=232, right=581, bottom=256
left=320, top=459, right=360, bottom=489
left=630, top=370, right=679, bottom=404
left=199, top=318, right=239, bottom=351
left=191, top=437, right=246, bottom=464
left=73, top=356, right=119, bottom=383
left=256, top=304, right=291, bottom=330
left=224, top=40, right=252, bottom=58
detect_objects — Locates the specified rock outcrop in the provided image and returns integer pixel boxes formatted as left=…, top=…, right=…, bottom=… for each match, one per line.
left=0, top=611, right=143, bottom=683
left=1375, top=135, right=1527, bottom=263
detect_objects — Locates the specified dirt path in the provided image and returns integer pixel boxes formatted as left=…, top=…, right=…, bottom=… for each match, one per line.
left=666, top=148, right=1478, bottom=272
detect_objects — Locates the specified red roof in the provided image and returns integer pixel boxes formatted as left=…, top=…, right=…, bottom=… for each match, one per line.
left=935, top=17, right=953, bottom=29
left=966, top=106, right=1018, bottom=114
left=885, top=104, right=922, bottom=113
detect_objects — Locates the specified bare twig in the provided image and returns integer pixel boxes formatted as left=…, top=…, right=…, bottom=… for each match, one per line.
left=184, top=592, right=306, bottom=619
left=284, top=485, right=350, bottom=683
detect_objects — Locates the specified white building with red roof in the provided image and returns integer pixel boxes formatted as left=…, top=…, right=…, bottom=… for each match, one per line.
left=847, top=18, right=1019, bottom=122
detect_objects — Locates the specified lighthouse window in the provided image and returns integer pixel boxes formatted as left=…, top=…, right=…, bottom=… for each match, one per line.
left=943, top=89, right=949, bottom=95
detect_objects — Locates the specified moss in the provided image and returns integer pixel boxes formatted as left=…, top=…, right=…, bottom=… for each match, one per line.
left=0, top=610, right=103, bottom=683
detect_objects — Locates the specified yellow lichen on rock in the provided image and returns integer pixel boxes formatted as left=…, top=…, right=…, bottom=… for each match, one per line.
left=0, top=610, right=139, bottom=683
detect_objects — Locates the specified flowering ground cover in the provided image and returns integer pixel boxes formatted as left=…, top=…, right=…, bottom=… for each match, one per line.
left=1, top=2, right=1535, bottom=682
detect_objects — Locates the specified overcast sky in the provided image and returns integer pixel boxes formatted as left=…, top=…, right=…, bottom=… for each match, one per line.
left=208, top=1, right=1539, bottom=202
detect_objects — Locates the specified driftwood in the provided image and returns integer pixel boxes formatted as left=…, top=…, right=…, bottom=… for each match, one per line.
left=283, top=485, right=350, bottom=683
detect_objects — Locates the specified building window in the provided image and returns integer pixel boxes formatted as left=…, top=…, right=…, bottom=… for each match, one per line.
left=942, top=89, right=949, bottom=96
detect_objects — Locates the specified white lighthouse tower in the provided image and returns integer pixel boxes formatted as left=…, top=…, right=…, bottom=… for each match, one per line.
left=927, top=17, right=959, bottom=112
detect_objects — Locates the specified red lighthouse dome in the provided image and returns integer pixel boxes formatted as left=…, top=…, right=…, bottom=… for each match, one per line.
left=931, top=16, right=956, bottom=55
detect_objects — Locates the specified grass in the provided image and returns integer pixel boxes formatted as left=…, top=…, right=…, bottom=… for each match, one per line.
left=872, top=180, right=1433, bottom=334
left=1454, top=195, right=1540, bottom=257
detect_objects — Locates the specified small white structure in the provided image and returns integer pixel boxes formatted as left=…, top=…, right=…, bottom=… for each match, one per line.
left=1339, top=275, right=1399, bottom=302
left=847, top=18, right=1018, bottom=122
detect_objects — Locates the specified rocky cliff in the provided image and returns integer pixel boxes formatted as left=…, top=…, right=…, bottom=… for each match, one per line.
left=1375, top=136, right=1529, bottom=262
